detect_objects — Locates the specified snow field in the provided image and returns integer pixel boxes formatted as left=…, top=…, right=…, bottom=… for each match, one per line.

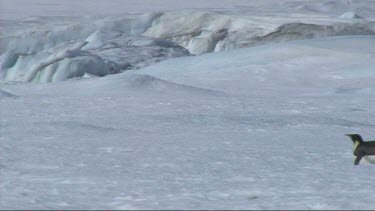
left=1, top=36, right=375, bottom=209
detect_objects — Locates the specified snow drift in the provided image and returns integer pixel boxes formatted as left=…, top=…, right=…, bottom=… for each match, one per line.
left=137, top=35, right=375, bottom=96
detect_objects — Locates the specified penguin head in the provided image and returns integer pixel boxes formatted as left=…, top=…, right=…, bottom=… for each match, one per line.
left=346, top=134, right=363, bottom=143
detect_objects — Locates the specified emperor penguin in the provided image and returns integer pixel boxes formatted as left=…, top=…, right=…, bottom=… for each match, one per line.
left=346, top=134, right=375, bottom=165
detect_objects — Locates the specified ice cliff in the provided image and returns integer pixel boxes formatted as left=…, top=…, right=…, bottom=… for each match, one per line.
left=1, top=11, right=375, bottom=83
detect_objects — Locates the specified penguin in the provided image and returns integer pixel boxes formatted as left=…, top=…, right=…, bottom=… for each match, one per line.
left=346, top=134, right=375, bottom=165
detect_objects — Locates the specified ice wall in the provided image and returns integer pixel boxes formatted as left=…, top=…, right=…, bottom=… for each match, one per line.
left=0, top=13, right=189, bottom=83
left=144, top=11, right=375, bottom=54
left=1, top=10, right=375, bottom=83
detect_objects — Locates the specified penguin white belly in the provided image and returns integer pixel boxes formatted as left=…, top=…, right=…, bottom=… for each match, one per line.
left=363, top=156, right=375, bottom=164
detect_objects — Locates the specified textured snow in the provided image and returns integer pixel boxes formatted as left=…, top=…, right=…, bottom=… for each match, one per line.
left=1, top=0, right=375, bottom=210
left=2, top=35, right=375, bottom=209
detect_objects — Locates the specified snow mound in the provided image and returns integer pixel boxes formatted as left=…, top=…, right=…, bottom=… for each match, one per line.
left=0, top=89, right=17, bottom=98
left=119, top=74, right=186, bottom=90
left=137, top=36, right=375, bottom=96
left=118, top=74, right=222, bottom=95
left=71, top=73, right=224, bottom=96
left=21, top=72, right=224, bottom=98
left=339, top=11, right=364, bottom=19
left=334, top=87, right=375, bottom=95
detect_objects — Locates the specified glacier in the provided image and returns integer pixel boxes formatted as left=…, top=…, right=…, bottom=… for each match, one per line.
left=1, top=0, right=375, bottom=82
left=0, top=13, right=190, bottom=83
